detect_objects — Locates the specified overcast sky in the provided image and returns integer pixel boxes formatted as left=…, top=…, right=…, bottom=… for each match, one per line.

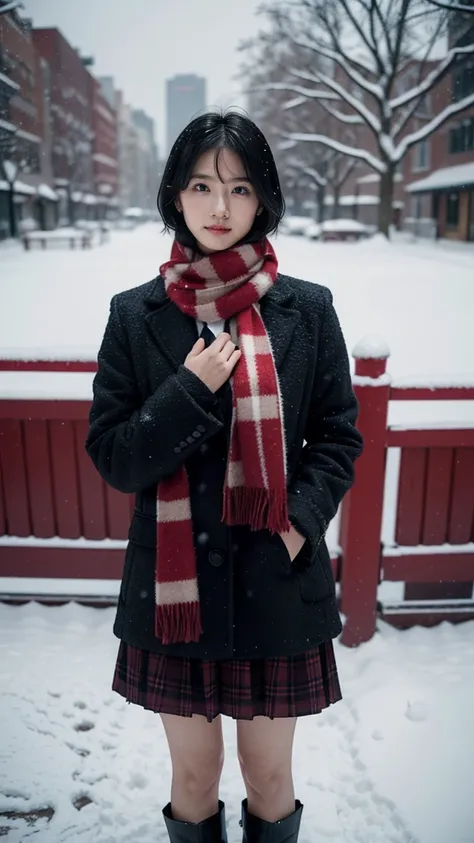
left=23, top=0, right=262, bottom=154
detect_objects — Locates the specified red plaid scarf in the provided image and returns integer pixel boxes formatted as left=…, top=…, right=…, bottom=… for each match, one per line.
left=156, top=238, right=290, bottom=644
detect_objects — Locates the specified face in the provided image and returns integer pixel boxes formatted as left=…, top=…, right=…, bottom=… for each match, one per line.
left=176, top=148, right=261, bottom=253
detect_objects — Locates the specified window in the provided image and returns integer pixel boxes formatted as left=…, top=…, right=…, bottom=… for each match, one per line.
left=411, top=196, right=423, bottom=219
left=452, top=61, right=474, bottom=102
left=448, top=117, right=474, bottom=154
left=446, top=192, right=460, bottom=227
left=413, top=136, right=430, bottom=171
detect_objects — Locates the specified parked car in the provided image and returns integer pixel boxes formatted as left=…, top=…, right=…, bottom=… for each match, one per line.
left=305, top=221, right=322, bottom=240
left=321, top=219, right=371, bottom=242
left=279, top=215, right=316, bottom=236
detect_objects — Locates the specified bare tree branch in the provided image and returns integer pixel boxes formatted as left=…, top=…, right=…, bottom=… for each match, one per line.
left=395, top=91, right=474, bottom=159
left=339, top=0, right=384, bottom=75
left=423, top=0, right=474, bottom=11
left=290, top=68, right=382, bottom=134
left=0, top=0, right=23, bottom=12
left=261, top=81, right=338, bottom=101
left=292, top=37, right=383, bottom=99
left=287, top=131, right=386, bottom=173
left=391, top=43, right=474, bottom=109
left=317, top=99, right=365, bottom=124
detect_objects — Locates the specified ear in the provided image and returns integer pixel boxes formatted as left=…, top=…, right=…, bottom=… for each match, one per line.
left=175, top=198, right=183, bottom=213
left=256, top=207, right=263, bottom=216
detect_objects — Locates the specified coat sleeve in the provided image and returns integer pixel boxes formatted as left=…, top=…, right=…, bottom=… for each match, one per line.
left=287, top=288, right=363, bottom=564
left=85, top=294, right=224, bottom=493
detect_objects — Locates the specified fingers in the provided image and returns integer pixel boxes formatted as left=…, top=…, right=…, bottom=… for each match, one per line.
left=212, top=332, right=233, bottom=352
left=189, top=337, right=206, bottom=356
left=228, top=348, right=242, bottom=369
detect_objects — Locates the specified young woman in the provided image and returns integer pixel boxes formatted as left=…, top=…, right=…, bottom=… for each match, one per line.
left=86, top=110, right=363, bottom=843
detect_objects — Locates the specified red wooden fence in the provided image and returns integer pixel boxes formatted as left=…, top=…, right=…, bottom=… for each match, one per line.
left=339, top=347, right=474, bottom=646
left=1, top=345, right=473, bottom=645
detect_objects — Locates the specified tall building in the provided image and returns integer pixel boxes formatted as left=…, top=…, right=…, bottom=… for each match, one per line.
left=133, top=108, right=159, bottom=207
left=166, top=74, right=206, bottom=154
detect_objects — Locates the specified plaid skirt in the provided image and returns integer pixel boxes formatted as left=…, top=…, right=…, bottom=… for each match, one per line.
left=112, top=640, right=342, bottom=722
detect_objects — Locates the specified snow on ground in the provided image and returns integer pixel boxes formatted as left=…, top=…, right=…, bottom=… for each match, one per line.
left=0, top=602, right=473, bottom=843
left=1, top=227, right=474, bottom=841
left=2, top=224, right=474, bottom=429
left=1, top=224, right=473, bottom=380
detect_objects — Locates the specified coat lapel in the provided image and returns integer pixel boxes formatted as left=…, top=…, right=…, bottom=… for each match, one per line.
left=144, top=274, right=301, bottom=373
left=144, top=278, right=198, bottom=370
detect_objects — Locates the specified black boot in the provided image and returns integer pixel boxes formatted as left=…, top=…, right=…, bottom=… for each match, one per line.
left=240, top=799, right=303, bottom=842
left=162, top=800, right=227, bottom=842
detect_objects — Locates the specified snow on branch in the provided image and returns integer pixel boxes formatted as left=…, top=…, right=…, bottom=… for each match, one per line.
left=395, top=91, right=474, bottom=159
left=424, top=1, right=474, bottom=11
left=281, top=95, right=308, bottom=111
left=292, top=38, right=383, bottom=100
left=287, top=158, right=328, bottom=187
left=262, top=82, right=338, bottom=101
left=391, top=44, right=474, bottom=110
left=290, top=68, right=382, bottom=135
left=318, top=100, right=364, bottom=124
left=0, top=0, right=23, bottom=11
left=287, top=132, right=386, bottom=174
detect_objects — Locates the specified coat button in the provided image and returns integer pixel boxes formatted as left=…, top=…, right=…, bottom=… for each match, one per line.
left=179, top=440, right=188, bottom=449
left=173, top=446, right=181, bottom=453
left=196, top=425, right=206, bottom=433
left=208, top=550, right=224, bottom=567
left=192, top=430, right=202, bottom=439
left=186, top=435, right=195, bottom=444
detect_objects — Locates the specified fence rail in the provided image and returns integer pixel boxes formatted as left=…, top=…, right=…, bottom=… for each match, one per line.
left=1, top=343, right=473, bottom=645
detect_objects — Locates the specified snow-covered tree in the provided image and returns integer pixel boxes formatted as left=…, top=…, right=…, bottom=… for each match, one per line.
left=240, top=33, right=359, bottom=221
left=0, top=1, right=24, bottom=14
left=246, top=0, right=474, bottom=235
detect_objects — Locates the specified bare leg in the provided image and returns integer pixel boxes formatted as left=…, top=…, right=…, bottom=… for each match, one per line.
left=237, top=716, right=297, bottom=822
left=160, top=713, right=224, bottom=824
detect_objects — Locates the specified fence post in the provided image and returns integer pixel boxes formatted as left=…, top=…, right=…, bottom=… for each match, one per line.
left=338, top=336, right=391, bottom=647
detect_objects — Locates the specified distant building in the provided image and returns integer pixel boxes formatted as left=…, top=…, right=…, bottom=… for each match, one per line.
left=101, top=81, right=158, bottom=214
left=0, top=9, right=57, bottom=237
left=166, top=74, right=206, bottom=154
left=404, top=10, right=474, bottom=242
left=32, top=27, right=96, bottom=224
left=89, top=76, right=118, bottom=219
left=132, top=108, right=159, bottom=208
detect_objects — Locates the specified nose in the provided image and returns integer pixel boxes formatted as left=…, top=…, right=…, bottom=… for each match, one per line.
left=211, top=190, right=229, bottom=219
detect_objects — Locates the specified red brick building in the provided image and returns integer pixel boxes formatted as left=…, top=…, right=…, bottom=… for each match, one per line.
left=32, top=27, right=95, bottom=223
left=404, top=13, right=474, bottom=241
left=0, top=9, right=57, bottom=236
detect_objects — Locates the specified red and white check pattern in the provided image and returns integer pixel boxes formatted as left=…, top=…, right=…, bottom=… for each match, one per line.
left=156, top=238, right=290, bottom=645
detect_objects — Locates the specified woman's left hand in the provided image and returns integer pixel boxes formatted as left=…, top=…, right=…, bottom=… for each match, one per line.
left=278, top=525, right=306, bottom=562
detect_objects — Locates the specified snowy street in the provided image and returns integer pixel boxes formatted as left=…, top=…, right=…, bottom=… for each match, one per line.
left=1, top=604, right=473, bottom=843
left=1, top=225, right=474, bottom=842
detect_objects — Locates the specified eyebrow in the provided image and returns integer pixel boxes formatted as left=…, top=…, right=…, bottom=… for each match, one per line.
left=189, top=173, right=251, bottom=183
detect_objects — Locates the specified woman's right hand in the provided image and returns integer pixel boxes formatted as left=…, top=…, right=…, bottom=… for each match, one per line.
left=183, top=333, right=242, bottom=393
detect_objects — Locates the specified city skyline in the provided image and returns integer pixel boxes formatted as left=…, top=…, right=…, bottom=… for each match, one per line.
left=22, top=0, right=260, bottom=155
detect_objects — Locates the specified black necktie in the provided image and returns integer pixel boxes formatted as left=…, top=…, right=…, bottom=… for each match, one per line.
left=199, top=322, right=216, bottom=348
left=200, top=319, right=231, bottom=348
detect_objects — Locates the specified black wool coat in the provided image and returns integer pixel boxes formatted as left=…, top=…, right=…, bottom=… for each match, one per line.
left=85, top=272, right=363, bottom=660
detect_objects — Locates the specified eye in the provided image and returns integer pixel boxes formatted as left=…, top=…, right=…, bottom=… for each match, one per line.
left=193, top=182, right=209, bottom=192
left=233, top=185, right=250, bottom=195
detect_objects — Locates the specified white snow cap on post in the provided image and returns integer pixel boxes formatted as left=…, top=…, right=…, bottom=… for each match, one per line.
left=353, top=335, right=390, bottom=360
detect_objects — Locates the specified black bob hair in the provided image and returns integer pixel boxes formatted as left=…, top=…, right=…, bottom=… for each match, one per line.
left=157, top=110, right=285, bottom=248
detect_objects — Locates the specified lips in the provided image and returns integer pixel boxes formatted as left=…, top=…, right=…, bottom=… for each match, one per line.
left=206, top=226, right=231, bottom=234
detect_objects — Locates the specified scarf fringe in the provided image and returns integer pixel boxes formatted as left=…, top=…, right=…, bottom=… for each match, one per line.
left=223, top=487, right=290, bottom=534
left=155, top=602, right=202, bottom=645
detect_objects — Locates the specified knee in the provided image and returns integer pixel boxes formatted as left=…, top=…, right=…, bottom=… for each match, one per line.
left=238, top=749, right=290, bottom=799
left=173, top=747, right=224, bottom=798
